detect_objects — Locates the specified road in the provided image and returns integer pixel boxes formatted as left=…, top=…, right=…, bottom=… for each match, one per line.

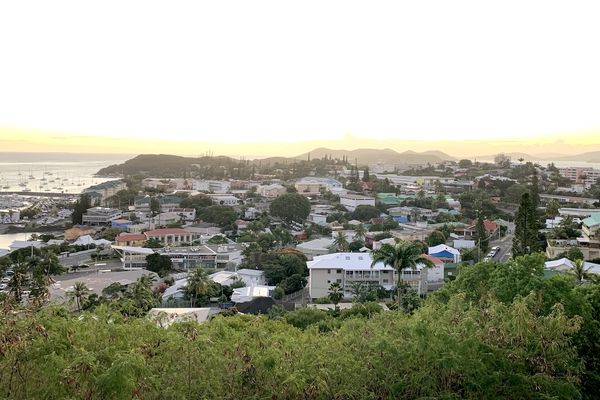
left=489, top=234, right=513, bottom=262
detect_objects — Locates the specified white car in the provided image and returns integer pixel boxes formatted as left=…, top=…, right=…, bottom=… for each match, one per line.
left=0, top=283, right=8, bottom=290
left=1, top=277, right=10, bottom=283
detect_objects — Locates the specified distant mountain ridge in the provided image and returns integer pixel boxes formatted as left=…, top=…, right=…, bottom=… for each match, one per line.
left=294, top=147, right=456, bottom=165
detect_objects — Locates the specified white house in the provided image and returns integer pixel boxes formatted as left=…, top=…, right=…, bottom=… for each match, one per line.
left=339, top=194, right=376, bottom=212
left=428, top=244, right=461, bottom=263
left=307, top=252, right=396, bottom=299
left=257, top=184, right=286, bottom=198
left=544, top=258, right=600, bottom=276
left=207, top=194, right=239, bottom=206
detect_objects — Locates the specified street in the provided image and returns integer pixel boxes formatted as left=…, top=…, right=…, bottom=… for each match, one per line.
left=490, top=234, right=513, bottom=262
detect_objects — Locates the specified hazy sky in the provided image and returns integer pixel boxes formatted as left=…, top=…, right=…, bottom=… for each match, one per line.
left=1, top=1, right=600, bottom=156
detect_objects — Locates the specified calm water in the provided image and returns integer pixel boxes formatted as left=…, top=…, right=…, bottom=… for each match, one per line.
left=0, top=232, right=40, bottom=250
left=0, top=153, right=130, bottom=194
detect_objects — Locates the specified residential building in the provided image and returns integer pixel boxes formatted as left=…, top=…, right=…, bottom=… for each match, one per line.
left=559, top=167, right=600, bottom=189
left=64, top=225, right=97, bottom=241
left=544, top=258, right=600, bottom=276
left=307, top=252, right=396, bottom=300
left=546, top=214, right=600, bottom=260
left=295, top=177, right=343, bottom=195
left=144, top=228, right=193, bottom=245
left=83, top=180, right=127, bottom=206
left=115, top=233, right=147, bottom=247
left=194, top=180, right=231, bottom=193
left=82, top=207, right=122, bottom=226
left=296, top=238, right=336, bottom=260
left=339, top=194, right=376, bottom=212
left=454, top=219, right=498, bottom=240
left=428, top=244, right=461, bottom=263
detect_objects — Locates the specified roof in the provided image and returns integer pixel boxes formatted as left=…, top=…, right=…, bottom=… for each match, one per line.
left=235, top=297, right=277, bottom=315
left=419, top=254, right=444, bottom=266
left=583, top=213, right=600, bottom=227
left=116, top=233, right=146, bottom=241
left=236, top=268, right=265, bottom=276
left=297, top=238, right=335, bottom=251
left=111, top=245, right=156, bottom=255
left=428, top=244, right=460, bottom=256
left=307, top=252, right=394, bottom=271
left=545, top=258, right=600, bottom=274
left=144, top=228, right=191, bottom=236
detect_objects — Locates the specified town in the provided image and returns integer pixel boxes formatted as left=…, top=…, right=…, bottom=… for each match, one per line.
left=2, top=152, right=599, bottom=314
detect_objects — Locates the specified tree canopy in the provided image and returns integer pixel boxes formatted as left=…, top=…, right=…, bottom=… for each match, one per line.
left=269, top=193, right=311, bottom=224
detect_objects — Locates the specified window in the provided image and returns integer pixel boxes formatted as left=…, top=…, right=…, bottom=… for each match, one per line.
left=336, top=269, right=342, bottom=274
left=327, top=280, right=331, bottom=284
left=327, top=269, right=331, bottom=274
left=383, top=279, right=389, bottom=283
left=336, top=279, right=342, bottom=283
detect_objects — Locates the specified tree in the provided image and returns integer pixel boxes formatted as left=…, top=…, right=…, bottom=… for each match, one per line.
left=269, top=193, right=311, bottom=224
left=353, top=223, right=366, bottom=241
left=145, top=253, right=173, bottom=277
left=512, top=193, right=539, bottom=257
left=144, top=238, right=163, bottom=248
left=546, top=199, right=561, bottom=218
left=71, top=193, right=91, bottom=224
left=127, top=274, right=158, bottom=313
left=371, top=241, right=434, bottom=309
left=180, top=194, right=212, bottom=214
left=362, top=166, right=370, bottom=182
left=185, top=268, right=217, bottom=307
left=426, top=230, right=446, bottom=247
left=568, top=259, right=590, bottom=285
left=458, top=159, right=473, bottom=168
left=333, top=231, right=349, bottom=252
left=474, top=216, right=489, bottom=254
left=68, top=281, right=90, bottom=312
left=101, top=227, right=122, bottom=241
left=199, top=205, right=238, bottom=229
left=351, top=205, right=380, bottom=221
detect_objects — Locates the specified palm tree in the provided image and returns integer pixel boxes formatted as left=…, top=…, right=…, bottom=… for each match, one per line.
left=185, top=268, right=212, bottom=307
left=8, top=262, right=28, bottom=303
left=328, top=282, right=344, bottom=307
left=333, top=231, right=349, bottom=252
left=128, top=275, right=158, bottom=312
left=353, top=223, right=366, bottom=241
left=371, top=241, right=434, bottom=309
left=68, top=281, right=90, bottom=312
left=568, top=259, right=590, bottom=285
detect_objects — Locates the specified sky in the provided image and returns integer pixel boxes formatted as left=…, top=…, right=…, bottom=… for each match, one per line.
left=1, top=1, right=600, bottom=158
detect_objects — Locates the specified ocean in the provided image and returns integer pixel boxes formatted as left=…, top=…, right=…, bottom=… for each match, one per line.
left=0, top=152, right=131, bottom=194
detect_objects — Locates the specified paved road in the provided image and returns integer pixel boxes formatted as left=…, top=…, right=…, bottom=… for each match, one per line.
left=490, top=234, right=513, bottom=262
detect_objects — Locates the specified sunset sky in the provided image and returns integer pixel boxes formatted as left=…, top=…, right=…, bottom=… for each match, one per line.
left=1, top=1, right=600, bottom=158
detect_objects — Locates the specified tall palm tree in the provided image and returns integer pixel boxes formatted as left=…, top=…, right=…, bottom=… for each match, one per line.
left=68, top=281, right=90, bottom=312
left=568, top=259, right=590, bottom=285
left=333, top=231, right=349, bottom=252
left=371, top=241, right=434, bottom=309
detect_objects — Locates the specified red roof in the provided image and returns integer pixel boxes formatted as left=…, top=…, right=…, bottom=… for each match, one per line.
left=420, top=254, right=444, bottom=266
left=144, top=228, right=191, bottom=237
left=484, top=220, right=498, bottom=232
left=116, top=234, right=146, bottom=242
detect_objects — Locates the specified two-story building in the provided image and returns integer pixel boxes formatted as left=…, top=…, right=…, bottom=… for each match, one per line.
left=144, top=228, right=194, bottom=245
left=546, top=213, right=600, bottom=260
left=82, top=207, right=122, bottom=226
left=339, top=194, right=376, bottom=212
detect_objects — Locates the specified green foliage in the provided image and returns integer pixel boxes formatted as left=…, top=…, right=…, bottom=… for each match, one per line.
left=144, top=237, right=163, bottom=248
left=512, top=193, right=540, bottom=256
left=350, top=205, right=380, bottom=221
left=71, top=193, right=91, bottom=224
left=206, top=235, right=228, bottom=244
left=426, top=230, right=446, bottom=246
left=101, top=227, right=122, bottom=241
left=145, top=253, right=173, bottom=277
left=179, top=194, right=212, bottom=214
left=199, top=205, right=238, bottom=229
left=269, top=193, right=311, bottom=223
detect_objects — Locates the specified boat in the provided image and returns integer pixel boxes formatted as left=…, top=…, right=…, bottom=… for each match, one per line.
left=22, top=188, right=32, bottom=192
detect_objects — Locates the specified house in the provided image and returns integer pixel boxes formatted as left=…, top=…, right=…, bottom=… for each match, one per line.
left=144, top=228, right=193, bottom=245
left=115, top=233, right=147, bottom=247
left=307, top=252, right=396, bottom=300
left=231, top=285, right=276, bottom=303
left=82, top=207, right=122, bottom=226
left=454, top=219, right=498, bottom=240
left=295, top=177, right=343, bottom=195
left=148, top=308, right=218, bottom=327
left=209, top=269, right=266, bottom=287
left=257, top=184, right=286, bottom=198
left=339, top=194, right=376, bottom=212
left=419, top=254, right=445, bottom=291
left=428, top=244, right=461, bottom=263
left=296, top=238, right=336, bottom=260
left=308, top=213, right=328, bottom=226
left=235, top=220, right=250, bottom=231
left=194, top=180, right=231, bottom=193
left=64, top=225, right=97, bottom=241
left=544, top=258, right=600, bottom=276
left=546, top=214, right=600, bottom=260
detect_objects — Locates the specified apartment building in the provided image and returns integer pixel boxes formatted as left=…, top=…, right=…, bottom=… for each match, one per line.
left=144, top=228, right=194, bottom=245
left=308, top=252, right=396, bottom=300
left=559, top=167, right=600, bottom=189
left=546, top=214, right=600, bottom=260
left=83, top=180, right=127, bottom=206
